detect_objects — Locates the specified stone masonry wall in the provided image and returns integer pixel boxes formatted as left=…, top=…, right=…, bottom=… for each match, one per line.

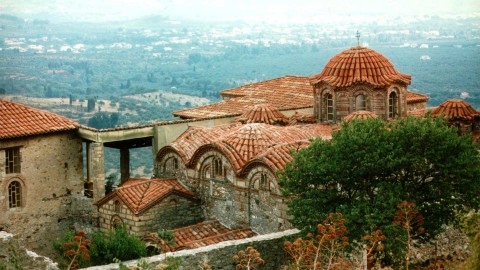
left=98, top=194, right=203, bottom=236
left=0, top=132, right=84, bottom=258
left=80, top=229, right=300, bottom=270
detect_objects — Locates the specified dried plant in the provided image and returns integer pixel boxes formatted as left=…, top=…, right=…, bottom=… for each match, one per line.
left=63, top=230, right=91, bottom=270
left=284, top=213, right=350, bottom=270
left=393, top=201, right=424, bottom=270
left=233, top=246, right=265, bottom=270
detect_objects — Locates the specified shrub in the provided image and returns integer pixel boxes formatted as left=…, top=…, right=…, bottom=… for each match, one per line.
left=89, top=226, right=147, bottom=265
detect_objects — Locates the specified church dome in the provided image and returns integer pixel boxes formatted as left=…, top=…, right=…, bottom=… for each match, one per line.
left=235, top=104, right=289, bottom=125
left=310, top=46, right=411, bottom=88
left=343, top=110, right=378, bottom=122
left=432, top=99, right=479, bottom=120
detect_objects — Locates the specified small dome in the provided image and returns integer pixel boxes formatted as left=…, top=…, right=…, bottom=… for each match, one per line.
left=310, top=46, right=411, bottom=88
left=222, top=123, right=279, bottom=161
left=343, top=110, right=378, bottom=122
left=431, top=99, right=479, bottom=120
left=235, top=104, right=289, bottom=125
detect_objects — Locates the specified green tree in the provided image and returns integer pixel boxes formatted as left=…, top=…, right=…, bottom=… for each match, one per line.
left=280, top=116, right=480, bottom=265
left=87, top=112, right=119, bottom=129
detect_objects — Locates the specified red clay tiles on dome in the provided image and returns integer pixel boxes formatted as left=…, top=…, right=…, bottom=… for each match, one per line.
left=288, top=111, right=317, bottom=125
left=431, top=99, right=480, bottom=120
left=144, top=220, right=257, bottom=252
left=0, top=99, right=79, bottom=139
left=95, top=178, right=195, bottom=215
left=310, top=46, right=411, bottom=88
left=235, top=104, right=289, bottom=125
left=343, top=110, right=378, bottom=122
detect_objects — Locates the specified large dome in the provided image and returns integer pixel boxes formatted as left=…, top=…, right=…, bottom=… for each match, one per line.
left=310, top=46, right=411, bottom=88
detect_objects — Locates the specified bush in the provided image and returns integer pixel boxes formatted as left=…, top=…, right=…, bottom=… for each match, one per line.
left=89, top=226, right=147, bottom=265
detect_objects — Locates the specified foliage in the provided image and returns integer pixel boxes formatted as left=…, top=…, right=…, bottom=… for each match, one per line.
left=89, top=227, right=147, bottom=265
left=0, top=242, right=25, bottom=270
left=456, top=211, right=480, bottom=270
left=62, top=230, right=91, bottom=270
left=156, top=257, right=182, bottom=270
left=105, top=174, right=115, bottom=194
left=87, top=112, right=120, bottom=129
left=233, top=246, right=265, bottom=270
left=284, top=213, right=350, bottom=270
left=280, top=116, right=480, bottom=265
left=157, top=229, right=176, bottom=246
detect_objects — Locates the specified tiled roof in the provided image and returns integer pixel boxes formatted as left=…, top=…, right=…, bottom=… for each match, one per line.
left=0, top=99, right=79, bottom=139
left=163, top=122, right=333, bottom=174
left=407, top=91, right=429, bottom=103
left=143, top=220, right=257, bottom=252
left=172, top=75, right=313, bottom=119
left=245, top=141, right=311, bottom=173
left=235, top=104, right=289, bottom=125
left=288, top=111, right=317, bottom=125
left=431, top=99, right=480, bottom=120
left=310, top=46, right=411, bottom=88
left=343, top=110, right=378, bottom=122
left=95, top=178, right=195, bottom=215
left=408, top=107, right=435, bottom=117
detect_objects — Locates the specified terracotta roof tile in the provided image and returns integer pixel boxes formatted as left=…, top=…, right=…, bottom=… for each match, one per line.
left=143, top=220, right=257, bottom=252
left=343, top=110, right=378, bottom=122
left=407, top=91, right=429, bottom=103
left=408, top=107, right=435, bottom=117
left=173, top=75, right=313, bottom=119
left=431, top=99, right=480, bottom=120
left=310, top=46, right=411, bottom=88
left=248, top=141, right=311, bottom=172
left=95, top=178, right=194, bottom=215
left=288, top=111, right=317, bottom=125
left=0, top=99, right=79, bottom=139
left=235, top=104, right=289, bottom=125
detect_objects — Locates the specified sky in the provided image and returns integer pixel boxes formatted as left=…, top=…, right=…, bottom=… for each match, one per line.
left=1, top=0, right=479, bottom=23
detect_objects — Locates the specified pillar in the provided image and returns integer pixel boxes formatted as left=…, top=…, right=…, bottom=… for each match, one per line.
left=120, top=148, right=130, bottom=183
left=91, top=142, right=105, bottom=203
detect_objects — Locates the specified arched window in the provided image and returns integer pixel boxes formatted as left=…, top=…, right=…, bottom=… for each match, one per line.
left=111, top=216, right=123, bottom=230
left=8, top=181, right=22, bottom=208
left=355, top=94, right=366, bottom=111
left=260, top=173, right=269, bottom=191
left=388, top=92, right=398, bottom=118
left=163, top=157, right=179, bottom=175
left=212, top=157, right=223, bottom=178
left=114, top=200, right=121, bottom=213
left=325, top=93, right=334, bottom=121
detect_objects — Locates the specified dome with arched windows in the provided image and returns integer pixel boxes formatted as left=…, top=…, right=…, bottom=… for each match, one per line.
left=310, top=46, right=411, bottom=88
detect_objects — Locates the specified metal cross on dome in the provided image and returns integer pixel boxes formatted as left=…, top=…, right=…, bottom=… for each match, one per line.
left=356, top=30, right=360, bottom=46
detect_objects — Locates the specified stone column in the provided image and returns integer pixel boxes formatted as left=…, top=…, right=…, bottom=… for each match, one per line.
left=91, top=142, right=105, bottom=203
left=120, top=148, right=130, bottom=183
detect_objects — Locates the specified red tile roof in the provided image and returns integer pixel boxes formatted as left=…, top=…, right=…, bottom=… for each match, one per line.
left=0, top=99, right=79, bottom=139
left=95, top=178, right=195, bottom=215
left=408, top=107, right=435, bottom=117
left=407, top=91, right=429, bottom=103
left=235, top=104, right=289, bottom=125
left=310, top=46, right=412, bottom=88
left=143, top=220, right=257, bottom=252
left=288, top=111, right=317, bottom=125
left=343, top=110, right=378, bottom=122
left=172, top=75, right=313, bottom=119
left=431, top=99, right=480, bottom=120
left=162, top=122, right=333, bottom=174
left=245, top=141, right=311, bottom=173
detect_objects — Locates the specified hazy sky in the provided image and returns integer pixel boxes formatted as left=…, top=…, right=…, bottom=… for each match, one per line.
left=1, top=0, right=479, bottom=22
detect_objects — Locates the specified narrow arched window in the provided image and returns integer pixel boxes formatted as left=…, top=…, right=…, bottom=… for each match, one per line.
left=326, top=94, right=334, bottom=121
left=8, top=181, right=22, bottom=208
left=389, top=92, right=398, bottom=118
left=260, top=173, right=269, bottom=191
left=163, top=157, right=179, bottom=176
left=355, top=94, right=366, bottom=111
left=212, top=157, right=223, bottom=178
left=114, top=200, right=121, bottom=213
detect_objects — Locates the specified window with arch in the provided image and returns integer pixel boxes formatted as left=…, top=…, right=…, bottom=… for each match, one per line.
left=111, top=216, right=123, bottom=230
left=324, top=93, right=334, bottom=121
left=388, top=92, right=398, bottom=118
left=8, top=181, right=22, bottom=208
left=163, top=157, right=179, bottom=175
left=114, top=200, right=121, bottom=212
left=355, top=94, right=366, bottom=111
left=212, top=157, right=224, bottom=178
left=260, top=173, right=269, bottom=191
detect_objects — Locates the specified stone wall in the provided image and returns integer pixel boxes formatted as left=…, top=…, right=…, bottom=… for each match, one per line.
left=98, top=194, right=203, bottom=236
left=80, top=229, right=300, bottom=270
left=0, top=132, right=85, bottom=257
